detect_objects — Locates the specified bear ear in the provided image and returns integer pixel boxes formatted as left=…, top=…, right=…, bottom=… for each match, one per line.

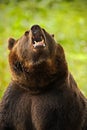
left=8, top=38, right=16, bottom=50
left=24, top=31, right=29, bottom=36
left=51, top=34, right=54, bottom=38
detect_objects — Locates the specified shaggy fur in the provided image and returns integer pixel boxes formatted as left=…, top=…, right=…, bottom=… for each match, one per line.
left=0, top=25, right=87, bottom=130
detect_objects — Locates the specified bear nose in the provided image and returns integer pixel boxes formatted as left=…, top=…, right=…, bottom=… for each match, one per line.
left=31, top=25, right=41, bottom=35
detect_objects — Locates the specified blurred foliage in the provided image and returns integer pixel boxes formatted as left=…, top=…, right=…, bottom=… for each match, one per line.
left=0, top=0, right=87, bottom=98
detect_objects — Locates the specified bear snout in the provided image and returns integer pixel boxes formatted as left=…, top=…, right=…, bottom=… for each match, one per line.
left=30, top=25, right=46, bottom=48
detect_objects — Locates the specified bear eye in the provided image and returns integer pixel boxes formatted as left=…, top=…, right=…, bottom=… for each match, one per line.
left=25, top=31, right=29, bottom=36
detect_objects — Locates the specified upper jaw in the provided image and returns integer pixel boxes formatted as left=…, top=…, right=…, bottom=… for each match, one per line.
left=30, top=25, right=46, bottom=49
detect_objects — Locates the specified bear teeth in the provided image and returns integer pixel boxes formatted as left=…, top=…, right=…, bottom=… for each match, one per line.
left=33, top=40, right=46, bottom=48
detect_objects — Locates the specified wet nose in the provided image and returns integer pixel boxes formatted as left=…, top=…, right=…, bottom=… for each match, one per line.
left=31, top=25, right=41, bottom=35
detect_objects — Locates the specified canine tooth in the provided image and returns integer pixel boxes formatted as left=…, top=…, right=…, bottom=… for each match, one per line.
left=42, top=39, right=44, bottom=43
left=34, top=41, right=38, bottom=44
left=43, top=44, right=46, bottom=47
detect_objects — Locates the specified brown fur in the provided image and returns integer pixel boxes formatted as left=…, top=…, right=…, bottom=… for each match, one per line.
left=0, top=25, right=87, bottom=130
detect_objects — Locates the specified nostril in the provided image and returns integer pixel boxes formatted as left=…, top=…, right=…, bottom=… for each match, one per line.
left=31, top=25, right=41, bottom=34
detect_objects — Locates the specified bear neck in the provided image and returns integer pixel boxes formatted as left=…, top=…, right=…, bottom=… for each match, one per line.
left=11, top=59, right=68, bottom=94
left=12, top=72, right=68, bottom=95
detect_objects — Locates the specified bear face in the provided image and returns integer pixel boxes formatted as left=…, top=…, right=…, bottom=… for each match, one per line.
left=8, top=25, right=68, bottom=91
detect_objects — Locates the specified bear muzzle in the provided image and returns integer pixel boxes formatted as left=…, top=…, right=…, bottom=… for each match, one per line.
left=31, top=25, right=46, bottom=49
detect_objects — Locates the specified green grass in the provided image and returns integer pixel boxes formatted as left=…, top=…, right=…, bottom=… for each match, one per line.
left=0, top=0, right=87, bottom=98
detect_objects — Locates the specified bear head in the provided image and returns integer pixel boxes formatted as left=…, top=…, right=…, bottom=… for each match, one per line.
left=8, top=25, right=68, bottom=91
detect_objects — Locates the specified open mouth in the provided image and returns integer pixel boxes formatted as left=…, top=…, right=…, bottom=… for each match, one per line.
left=32, top=35, right=46, bottom=48
left=31, top=25, right=46, bottom=49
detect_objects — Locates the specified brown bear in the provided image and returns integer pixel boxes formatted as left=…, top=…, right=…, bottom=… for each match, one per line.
left=0, top=25, right=87, bottom=130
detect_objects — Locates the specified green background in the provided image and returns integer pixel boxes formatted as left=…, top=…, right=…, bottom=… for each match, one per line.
left=0, top=0, right=87, bottom=98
